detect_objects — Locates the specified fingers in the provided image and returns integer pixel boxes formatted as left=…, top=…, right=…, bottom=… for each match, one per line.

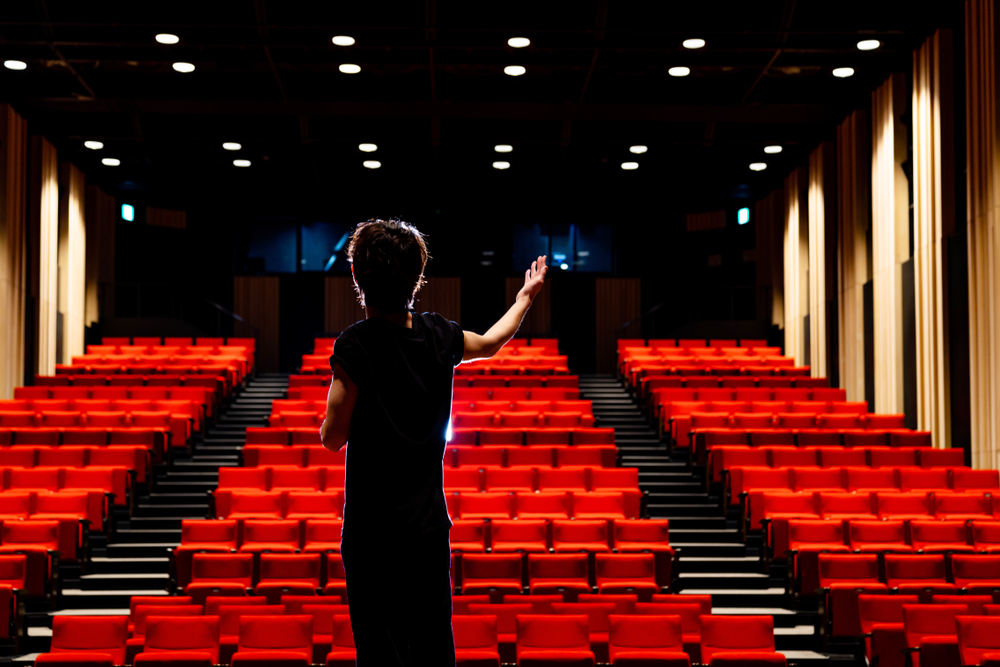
left=525, top=269, right=531, bottom=282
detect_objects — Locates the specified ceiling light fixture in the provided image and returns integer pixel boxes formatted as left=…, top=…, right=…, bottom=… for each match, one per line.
left=222, top=142, right=242, bottom=151
left=494, top=144, right=513, bottom=153
left=504, top=65, right=526, bottom=77
left=493, top=161, right=510, bottom=170
left=668, top=66, right=690, bottom=77
left=358, top=143, right=377, bottom=152
left=621, top=162, right=639, bottom=170
left=4, top=60, right=27, bottom=71
left=233, top=159, right=251, bottom=167
left=749, top=162, right=767, bottom=171
left=682, top=38, right=706, bottom=49
left=172, top=62, right=195, bottom=73
left=101, top=158, right=120, bottom=166
left=339, top=64, right=361, bottom=74
left=332, top=35, right=356, bottom=46
left=508, top=37, right=531, bottom=48
left=155, top=34, right=180, bottom=45
left=857, top=39, right=881, bottom=51
left=832, top=67, right=855, bottom=78
left=84, top=141, right=104, bottom=150
left=629, top=145, right=648, bottom=154
left=764, top=145, right=783, bottom=154
left=363, top=160, right=381, bottom=169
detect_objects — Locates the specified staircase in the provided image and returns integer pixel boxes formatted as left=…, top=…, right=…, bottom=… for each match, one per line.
left=578, top=375, right=854, bottom=665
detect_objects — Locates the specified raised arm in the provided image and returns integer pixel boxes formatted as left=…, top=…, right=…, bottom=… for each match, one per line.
left=319, top=363, right=358, bottom=451
left=463, top=255, right=548, bottom=362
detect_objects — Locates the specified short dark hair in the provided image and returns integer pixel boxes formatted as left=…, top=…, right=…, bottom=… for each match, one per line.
left=348, top=218, right=429, bottom=312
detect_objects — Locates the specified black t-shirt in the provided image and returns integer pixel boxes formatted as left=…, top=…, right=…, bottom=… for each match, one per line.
left=330, top=312, right=464, bottom=540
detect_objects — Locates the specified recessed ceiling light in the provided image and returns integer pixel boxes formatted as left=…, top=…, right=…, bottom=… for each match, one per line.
left=358, top=143, right=377, bottom=152
left=493, top=161, right=510, bottom=170
left=621, top=162, right=639, bottom=170
left=332, top=35, right=356, bottom=46
left=764, top=145, right=783, bottom=154
left=222, top=142, right=242, bottom=151
left=339, top=64, right=361, bottom=74
left=233, top=159, right=251, bottom=167
left=504, top=65, right=526, bottom=77
left=363, top=160, right=381, bottom=169
left=172, top=62, right=195, bottom=73
left=629, top=145, right=648, bottom=154
left=749, top=162, right=768, bottom=171
left=668, top=66, right=690, bottom=77
left=3, top=60, right=27, bottom=71
left=494, top=145, right=513, bottom=153
left=508, top=37, right=531, bottom=48
left=857, top=39, right=881, bottom=51
left=84, top=141, right=104, bottom=150
left=155, top=34, right=180, bottom=45
left=682, top=38, right=706, bottom=49
left=101, top=158, right=120, bottom=166
left=832, top=67, right=855, bottom=78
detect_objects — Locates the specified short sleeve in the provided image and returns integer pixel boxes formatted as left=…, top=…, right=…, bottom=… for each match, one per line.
left=428, top=313, right=464, bottom=367
left=330, top=329, right=366, bottom=387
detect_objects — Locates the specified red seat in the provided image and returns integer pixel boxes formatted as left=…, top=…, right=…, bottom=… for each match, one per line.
left=129, top=605, right=203, bottom=655
left=458, top=492, right=514, bottom=520
left=635, top=603, right=703, bottom=660
left=217, top=491, right=283, bottom=520
left=867, top=447, right=915, bottom=467
left=578, top=594, right=638, bottom=615
left=551, top=519, right=610, bottom=552
left=817, top=492, right=877, bottom=522
left=909, top=520, right=976, bottom=554
left=325, top=614, right=356, bottom=667
left=502, top=594, right=566, bottom=613
left=902, top=603, right=967, bottom=667
left=594, top=554, right=658, bottom=600
left=952, top=469, right=1000, bottom=492
left=516, top=492, right=572, bottom=520
left=951, top=555, right=1000, bottom=594
left=876, top=493, right=932, bottom=523
left=515, top=615, right=595, bottom=667
left=300, top=603, right=349, bottom=661
left=786, top=520, right=850, bottom=595
left=816, top=447, right=867, bottom=468
left=527, top=554, right=590, bottom=600
left=322, top=553, right=347, bottom=598
left=453, top=614, right=502, bottom=667
left=932, top=594, right=995, bottom=614
left=845, top=467, right=898, bottom=492
left=285, top=492, right=343, bottom=520
left=254, top=553, right=322, bottom=603
left=972, top=522, right=1000, bottom=553
left=302, top=519, right=343, bottom=554
left=818, top=554, right=887, bottom=636
left=40, top=615, right=129, bottom=665
left=957, top=616, right=1000, bottom=667
left=917, top=448, right=965, bottom=468
left=699, top=616, right=777, bottom=665
left=451, top=519, right=489, bottom=552
left=186, top=553, right=254, bottom=604
left=897, top=468, right=949, bottom=492
left=573, top=492, right=628, bottom=520
left=239, top=520, right=300, bottom=553
left=231, top=614, right=312, bottom=666
left=849, top=519, right=913, bottom=553
left=884, top=554, right=956, bottom=600
left=933, top=492, right=993, bottom=520
left=490, top=520, right=548, bottom=553
left=461, top=554, right=523, bottom=600
left=281, top=595, right=344, bottom=615
left=552, top=602, right=616, bottom=661
left=858, top=594, right=919, bottom=667
left=171, top=520, right=238, bottom=588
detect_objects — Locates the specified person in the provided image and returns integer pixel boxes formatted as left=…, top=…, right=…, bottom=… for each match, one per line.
left=319, top=218, right=547, bottom=666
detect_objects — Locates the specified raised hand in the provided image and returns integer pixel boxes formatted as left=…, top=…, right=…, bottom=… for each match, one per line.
left=517, top=255, right=548, bottom=303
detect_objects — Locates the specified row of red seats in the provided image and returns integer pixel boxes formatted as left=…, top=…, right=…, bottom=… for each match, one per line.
left=451, top=411, right=596, bottom=429
left=0, top=445, right=149, bottom=482
left=639, top=376, right=829, bottom=399
left=647, top=385, right=846, bottom=410
left=0, top=429, right=164, bottom=466
left=1, top=398, right=205, bottom=431
left=102, top=336, right=255, bottom=349
left=271, top=398, right=593, bottom=416
left=0, top=408, right=192, bottom=446
left=12, top=386, right=216, bottom=418
left=617, top=337, right=769, bottom=350
left=63, top=355, right=245, bottom=378
left=287, top=376, right=580, bottom=396
left=31, top=375, right=230, bottom=404
left=857, top=595, right=1000, bottom=667
left=624, top=356, right=799, bottom=381
left=1, top=465, right=131, bottom=506
left=0, top=528, right=60, bottom=597
left=244, top=425, right=615, bottom=448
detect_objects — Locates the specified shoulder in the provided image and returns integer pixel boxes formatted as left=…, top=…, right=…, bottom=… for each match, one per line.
left=415, top=312, right=461, bottom=334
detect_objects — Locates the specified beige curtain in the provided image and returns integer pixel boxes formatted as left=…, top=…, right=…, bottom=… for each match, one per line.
left=0, top=105, right=28, bottom=398
left=871, top=74, right=910, bottom=414
left=807, top=142, right=835, bottom=377
left=966, top=0, right=1000, bottom=469
left=34, top=137, right=59, bottom=376
left=85, top=186, right=116, bottom=327
left=837, top=110, right=871, bottom=403
left=783, top=168, right=808, bottom=365
left=755, top=188, right=785, bottom=329
left=58, top=163, right=87, bottom=364
left=913, top=30, right=956, bottom=450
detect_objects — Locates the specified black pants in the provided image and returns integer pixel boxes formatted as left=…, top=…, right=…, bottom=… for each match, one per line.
left=341, top=528, right=456, bottom=667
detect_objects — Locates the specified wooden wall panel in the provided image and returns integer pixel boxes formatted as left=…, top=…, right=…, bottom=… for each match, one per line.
left=324, top=276, right=366, bottom=334
left=0, top=105, right=27, bottom=399
left=414, top=277, right=461, bottom=324
left=783, top=168, right=808, bottom=366
left=84, top=186, right=115, bottom=327
left=505, top=277, right=551, bottom=336
left=233, top=276, right=280, bottom=373
left=57, top=162, right=86, bottom=364
left=595, top=278, right=641, bottom=375
left=755, top=188, right=784, bottom=328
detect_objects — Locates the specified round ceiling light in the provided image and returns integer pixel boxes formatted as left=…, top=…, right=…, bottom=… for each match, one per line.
left=233, top=159, right=251, bottom=167
left=339, top=64, right=361, bottom=74
left=749, top=162, right=768, bottom=171
left=222, top=142, right=242, bottom=151
left=4, top=60, right=27, bottom=71
left=172, top=62, right=195, bottom=73
left=84, top=141, right=104, bottom=150
left=621, top=162, right=639, bottom=170
left=857, top=39, right=881, bottom=51
left=155, top=34, right=180, bottom=45
left=629, top=145, right=648, bottom=154
left=493, top=161, right=511, bottom=170
left=668, top=66, right=690, bottom=77
left=363, top=160, right=381, bottom=169
left=332, top=35, right=356, bottom=46
left=508, top=37, right=531, bottom=48
left=832, top=67, right=855, bottom=78
left=358, top=143, right=377, bottom=152
left=504, top=65, right=526, bottom=77
left=682, top=38, right=706, bottom=49
left=101, top=158, right=121, bottom=166
left=764, top=145, right=783, bottom=154
left=494, top=145, right=513, bottom=153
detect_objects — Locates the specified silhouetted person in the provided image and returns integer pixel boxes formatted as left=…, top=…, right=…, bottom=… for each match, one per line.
left=320, top=218, right=547, bottom=666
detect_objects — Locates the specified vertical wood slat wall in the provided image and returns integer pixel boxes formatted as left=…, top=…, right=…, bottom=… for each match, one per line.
left=0, top=105, right=27, bottom=399
left=837, top=110, right=871, bottom=404
left=84, top=186, right=116, bottom=327
left=595, top=278, right=641, bottom=375
left=755, top=188, right=785, bottom=329
left=414, top=277, right=462, bottom=324
left=324, top=276, right=365, bottom=334
left=871, top=73, right=910, bottom=414
left=966, top=0, right=1000, bottom=469
left=783, top=168, right=808, bottom=366
left=808, top=142, right=836, bottom=378
left=505, top=277, right=551, bottom=336
left=233, top=276, right=280, bottom=373
left=57, top=163, right=87, bottom=364
left=913, top=29, right=956, bottom=451
left=34, top=137, right=59, bottom=377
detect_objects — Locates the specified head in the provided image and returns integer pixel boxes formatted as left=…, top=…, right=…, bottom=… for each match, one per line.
left=347, top=218, right=429, bottom=312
